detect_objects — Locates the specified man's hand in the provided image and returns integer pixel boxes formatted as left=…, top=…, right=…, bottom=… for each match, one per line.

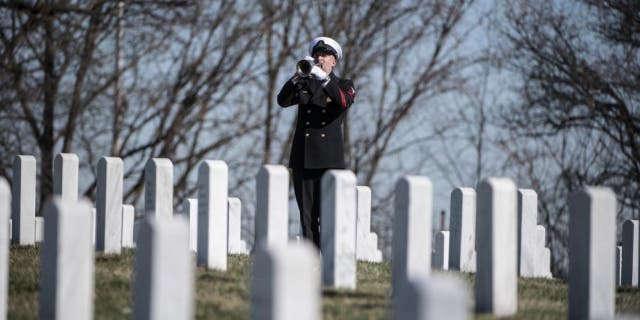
left=310, top=65, right=328, bottom=81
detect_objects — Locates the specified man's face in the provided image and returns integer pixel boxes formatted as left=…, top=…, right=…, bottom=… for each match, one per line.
left=313, top=52, right=336, bottom=74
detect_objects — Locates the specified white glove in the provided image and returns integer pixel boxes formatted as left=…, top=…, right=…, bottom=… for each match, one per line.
left=302, top=55, right=315, bottom=64
left=310, top=65, right=328, bottom=81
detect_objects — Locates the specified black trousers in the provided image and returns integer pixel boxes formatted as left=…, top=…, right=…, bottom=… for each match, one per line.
left=292, top=169, right=327, bottom=249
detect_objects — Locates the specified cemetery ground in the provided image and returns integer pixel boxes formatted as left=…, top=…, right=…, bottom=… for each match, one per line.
left=8, top=246, right=640, bottom=319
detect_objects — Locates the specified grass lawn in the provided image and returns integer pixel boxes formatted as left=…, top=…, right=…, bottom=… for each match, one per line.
left=8, top=245, right=640, bottom=319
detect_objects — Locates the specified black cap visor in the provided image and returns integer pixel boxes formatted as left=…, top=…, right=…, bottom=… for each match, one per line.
left=312, top=42, right=337, bottom=58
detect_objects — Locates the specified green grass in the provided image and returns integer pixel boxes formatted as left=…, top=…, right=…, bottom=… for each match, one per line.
left=7, top=245, right=640, bottom=319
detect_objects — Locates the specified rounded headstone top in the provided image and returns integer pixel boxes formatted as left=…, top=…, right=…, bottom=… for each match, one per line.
left=517, top=188, right=537, bottom=197
left=396, top=175, right=432, bottom=190
left=228, top=197, right=241, bottom=206
left=571, top=186, right=616, bottom=202
left=56, top=153, right=79, bottom=161
left=322, top=169, right=356, bottom=184
left=258, top=164, right=288, bottom=178
left=623, top=219, right=639, bottom=228
left=99, top=156, right=123, bottom=165
left=146, top=157, right=173, bottom=169
left=451, top=187, right=475, bottom=197
left=200, top=160, right=228, bottom=170
left=476, top=177, right=516, bottom=193
left=15, top=155, right=36, bottom=163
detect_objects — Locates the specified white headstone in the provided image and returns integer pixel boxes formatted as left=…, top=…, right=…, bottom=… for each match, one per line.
left=517, top=189, right=537, bottom=277
left=228, top=197, right=248, bottom=255
left=122, top=204, right=135, bottom=248
left=621, top=219, right=639, bottom=287
left=616, top=246, right=622, bottom=286
left=133, top=216, right=194, bottom=320
left=367, top=232, right=383, bottom=263
left=197, top=160, right=228, bottom=271
left=356, top=186, right=372, bottom=260
left=475, top=178, right=517, bottom=316
left=448, top=187, right=476, bottom=272
left=92, top=208, right=96, bottom=245
left=540, top=248, right=552, bottom=278
left=433, top=231, right=450, bottom=270
left=96, top=157, right=123, bottom=254
left=536, top=225, right=546, bottom=251
left=11, top=155, right=36, bottom=245
left=393, top=175, right=432, bottom=313
left=35, top=217, right=44, bottom=243
left=356, top=186, right=382, bottom=262
left=255, top=165, right=289, bottom=249
left=534, top=225, right=551, bottom=278
left=144, top=158, right=174, bottom=219
left=569, top=187, right=616, bottom=320
left=39, top=198, right=94, bottom=320
left=396, top=274, right=470, bottom=320
left=181, top=198, right=198, bottom=252
left=251, top=242, right=320, bottom=320
left=321, top=170, right=357, bottom=289
left=53, top=153, right=79, bottom=202
left=0, top=179, right=10, bottom=320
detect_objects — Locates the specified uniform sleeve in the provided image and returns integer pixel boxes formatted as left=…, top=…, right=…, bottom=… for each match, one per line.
left=323, top=78, right=356, bottom=109
left=277, top=77, right=299, bottom=107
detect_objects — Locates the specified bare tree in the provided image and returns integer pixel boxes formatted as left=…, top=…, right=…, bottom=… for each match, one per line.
left=0, top=1, right=268, bottom=211
left=494, top=0, right=640, bottom=277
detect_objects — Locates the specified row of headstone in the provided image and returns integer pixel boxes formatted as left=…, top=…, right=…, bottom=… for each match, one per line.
left=10, top=206, right=133, bottom=249
left=6, top=153, right=625, bottom=319
left=11, top=154, right=378, bottom=270
left=29, top=193, right=194, bottom=320
left=251, top=172, right=470, bottom=320
left=10, top=154, right=135, bottom=253
left=4, top=157, right=381, bottom=319
left=445, top=186, right=552, bottom=279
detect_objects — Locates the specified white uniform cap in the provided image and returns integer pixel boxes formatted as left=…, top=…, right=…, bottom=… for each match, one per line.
left=309, top=36, right=343, bottom=61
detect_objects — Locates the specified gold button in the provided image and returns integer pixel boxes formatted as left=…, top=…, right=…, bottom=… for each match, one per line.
left=321, top=109, right=326, bottom=113
left=305, top=133, right=310, bottom=137
left=306, top=121, right=310, bottom=125
left=320, top=133, right=325, bottom=138
left=307, top=109, right=311, bottom=114
left=321, top=122, right=326, bottom=125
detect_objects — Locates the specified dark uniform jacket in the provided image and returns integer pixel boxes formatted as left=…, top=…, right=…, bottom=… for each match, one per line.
left=277, top=72, right=356, bottom=169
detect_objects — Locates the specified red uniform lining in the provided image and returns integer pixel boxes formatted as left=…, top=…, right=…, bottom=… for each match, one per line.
left=338, top=89, right=347, bottom=107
